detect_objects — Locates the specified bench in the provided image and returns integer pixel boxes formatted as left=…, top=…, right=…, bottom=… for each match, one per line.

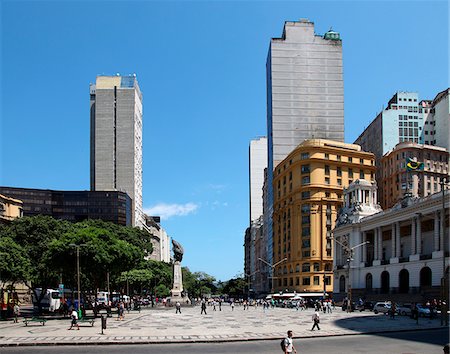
left=78, top=318, right=95, bottom=327
left=23, top=317, right=47, bottom=326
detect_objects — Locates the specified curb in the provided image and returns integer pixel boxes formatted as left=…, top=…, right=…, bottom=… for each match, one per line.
left=0, top=326, right=447, bottom=347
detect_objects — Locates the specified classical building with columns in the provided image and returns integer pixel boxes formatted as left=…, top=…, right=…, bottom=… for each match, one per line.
left=333, top=179, right=449, bottom=301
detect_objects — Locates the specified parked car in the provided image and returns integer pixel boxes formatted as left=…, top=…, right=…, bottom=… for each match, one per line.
left=416, top=304, right=434, bottom=317
left=396, top=303, right=412, bottom=316
left=356, top=301, right=376, bottom=312
left=373, top=302, right=391, bottom=314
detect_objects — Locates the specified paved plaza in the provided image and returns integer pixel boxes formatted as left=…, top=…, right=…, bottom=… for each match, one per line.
left=0, top=304, right=446, bottom=347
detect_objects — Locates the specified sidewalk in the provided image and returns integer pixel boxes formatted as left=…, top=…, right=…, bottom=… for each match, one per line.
left=0, top=305, right=446, bottom=346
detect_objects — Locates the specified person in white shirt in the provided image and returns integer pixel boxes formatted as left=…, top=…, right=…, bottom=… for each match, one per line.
left=284, top=330, right=297, bottom=354
left=68, top=308, right=80, bottom=330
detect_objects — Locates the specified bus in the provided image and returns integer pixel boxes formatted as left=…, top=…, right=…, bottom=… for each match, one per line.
left=32, top=288, right=61, bottom=313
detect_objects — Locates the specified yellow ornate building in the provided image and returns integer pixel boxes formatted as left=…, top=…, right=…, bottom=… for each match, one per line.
left=0, top=194, right=23, bottom=224
left=272, top=139, right=376, bottom=294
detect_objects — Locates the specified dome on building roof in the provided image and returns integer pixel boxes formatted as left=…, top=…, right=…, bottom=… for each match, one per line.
left=324, top=29, right=340, bottom=40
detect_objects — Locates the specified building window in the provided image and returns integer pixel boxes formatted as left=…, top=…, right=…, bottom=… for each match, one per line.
left=348, top=168, right=353, bottom=178
left=313, top=262, right=320, bottom=271
left=325, top=165, right=330, bottom=175
left=313, top=276, right=320, bottom=285
left=325, top=177, right=330, bottom=185
left=348, top=157, right=353, bottom=163
left=302, top=227, right=310, bottom=236
left=302, top=176, right=310, bottom=185
left=301, top=204, right=310, bottom=213
left=302, top=263, right=310, bottom=272
left=302, top=239, right=310, bottom=248
left=296, top=264, right=300, bottom=272
left=301, top=152, right=309, bottom=160
left=301, top=191, right=310, bottom=199
left=302, top=277, right=310, bottom=286
left=337, top=167, right=342, bottom=177
left=303, top=250, right=310, bottom=257
left=302, top=215, right=310, bottom=224
left=360, top=170, right=365, bottom=179
left=325, top=153, right=330, bottom=160
left=337, top=179, right=342, bottom=186
left=337, top=155, right=341, bottom=161
left=296, top=277, right=300, bottom=286
left=325, top=192, right=330, bottom=198
left=360, top=158, right=364, bottom=164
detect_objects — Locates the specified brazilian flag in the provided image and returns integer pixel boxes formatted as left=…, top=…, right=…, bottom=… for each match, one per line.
left=406, top=158, right=424, bottom=171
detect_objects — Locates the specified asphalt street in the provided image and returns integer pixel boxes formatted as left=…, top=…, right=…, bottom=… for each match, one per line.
left=1, top=328, right=448, bottom=354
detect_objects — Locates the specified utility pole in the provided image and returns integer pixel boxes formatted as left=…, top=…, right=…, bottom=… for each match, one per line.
left=440, top=177, right=448, bottom=326
left=332, top=238, right=369, bottom=313
left=69, top=243, right=87, bottom=317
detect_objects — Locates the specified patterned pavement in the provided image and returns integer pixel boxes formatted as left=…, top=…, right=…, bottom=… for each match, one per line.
left=0, top=305, right=446, bottom=346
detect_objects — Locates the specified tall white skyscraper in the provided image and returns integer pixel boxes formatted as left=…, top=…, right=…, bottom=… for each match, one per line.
left=249, top=137, right=267, bottom=223
left=90, top=75, right=143, bottom=227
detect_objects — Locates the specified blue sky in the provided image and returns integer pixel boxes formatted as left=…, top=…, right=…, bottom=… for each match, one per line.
left=1, top=0, right=448, bottom=281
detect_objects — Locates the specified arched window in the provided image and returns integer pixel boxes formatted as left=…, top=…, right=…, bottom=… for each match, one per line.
left=324, top=263, right=332, bottom=272
left=381, top=271, right=390, bottom=294
left=302, top=263, right=310, bottom=272
left=295, top=264, right=300, bottom=272
left=339, top=275, right=346, bottom=293
left=313, top=262, right=320, bottom=271
left=365, top=273, right=373, bottom=291
left=420, top=267, right=432, bottom=288
left=399, top=269, right=409, bottom=293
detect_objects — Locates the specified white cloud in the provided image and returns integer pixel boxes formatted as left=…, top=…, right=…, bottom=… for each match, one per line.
left=144, top=202, right=198, bottom=220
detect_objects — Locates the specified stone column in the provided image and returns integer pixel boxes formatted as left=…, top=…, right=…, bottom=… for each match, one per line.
left=411, top=217, right=416, bottom=255
left=396, top=222, right=401, bottom=258
left=171, top=261, right=184, bottom=300
left=416, top=216, right=422, bottom=254
left=434, top=211, right=440, bottom=252
left=362, top=231, right=367, bottom=263
left=391, top=224, right=396, bottom=259
left=374, top=228, right=379, bottom=261
left=377, top=227, right=383, bottom=260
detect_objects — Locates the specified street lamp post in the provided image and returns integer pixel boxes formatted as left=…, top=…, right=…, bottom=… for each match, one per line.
left=258, top=257, right=287, bottom=294
left=332, top=238, right=369, bottom=313
left=244, top=271, right=259, bottom=299
left=440, top=177, right=449, bottom=326
left=69, top=243, right=87, bottom=316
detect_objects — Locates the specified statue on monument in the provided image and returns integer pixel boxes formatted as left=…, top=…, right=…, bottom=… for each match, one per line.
left=172, top=239, right=184, bottom=262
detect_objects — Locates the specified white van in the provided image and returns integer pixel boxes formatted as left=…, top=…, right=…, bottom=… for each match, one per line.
left=32, top=289, right=61, bottom=312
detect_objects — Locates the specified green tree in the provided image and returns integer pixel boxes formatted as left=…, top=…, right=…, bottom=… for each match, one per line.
left=154, top=284, right=170, bottom=297
left=0, top=236, right=30, bottom=287
left=4, top=216, right=73, bottom=312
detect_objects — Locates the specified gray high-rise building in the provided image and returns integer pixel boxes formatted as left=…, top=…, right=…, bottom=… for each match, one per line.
left=267, top=19, right=344, bottom=170
left=265, top=19, right=344, bottom=273
left=90, top=75, right=143, bottom=227
left=249, top=137, right=267, bottom=223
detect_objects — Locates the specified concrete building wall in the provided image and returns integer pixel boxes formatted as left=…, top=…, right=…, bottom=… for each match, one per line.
left=249, top=137, right=267, bottom=223
left=433, top=89, right=450, bottom=151
left=268, top=19, right=344, bottom=168
left=90, top=75, right=143, bottom=227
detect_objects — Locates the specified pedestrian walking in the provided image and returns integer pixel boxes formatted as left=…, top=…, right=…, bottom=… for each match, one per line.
left=231, top=300, right=235, bottom=311
left=213, top=300, right=217, bottom=311
left=68, top=308, right=80, bottom=330
left=175, top=301, right=181, bottom=314
left=311, top=311, right=320, bottom=331
left=326, top=300, right=332, bottom=314
left=13, top=302, right=20, bottom=323
left=281, top=330, right=297, bottom=354
left=201, top=300, right=207, bottom=315
left=219, top=299, right=222, bottom=311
